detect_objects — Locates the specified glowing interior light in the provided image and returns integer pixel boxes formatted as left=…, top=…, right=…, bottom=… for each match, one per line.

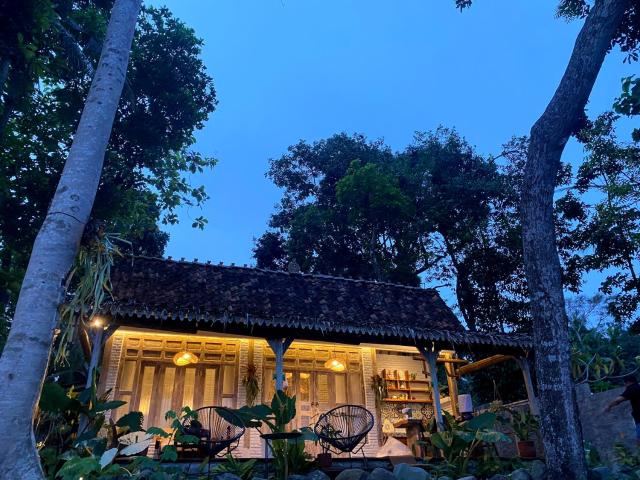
left=173, top=351, right=199, bottom=366
left=324, top=358, right=346, bottom=372
left=91, top=317, right=104, bottom=328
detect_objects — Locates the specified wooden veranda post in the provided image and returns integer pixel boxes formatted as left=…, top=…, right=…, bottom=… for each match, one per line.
left=442, top=351, right=460, bottom=418
left=267, top=338, right=293, bottom=391
left=516, top=357, right=540, bottom=416
left=418, top=346, right=443, bottom=430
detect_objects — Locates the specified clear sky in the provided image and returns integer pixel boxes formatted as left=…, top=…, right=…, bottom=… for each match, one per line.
left=150, top=1, right=635, bottom=288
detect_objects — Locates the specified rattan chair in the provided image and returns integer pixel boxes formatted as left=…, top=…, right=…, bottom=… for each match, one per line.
left=176, top=406, right=245, bottom=459
left=314, top=405, right=374, bottom=463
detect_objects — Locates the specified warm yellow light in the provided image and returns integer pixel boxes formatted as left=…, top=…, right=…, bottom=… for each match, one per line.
left=173, top=351, right=199, bottom=366
left=324, top=358, right=346, bottom=372
left=91, top=317, right=104, bottom=328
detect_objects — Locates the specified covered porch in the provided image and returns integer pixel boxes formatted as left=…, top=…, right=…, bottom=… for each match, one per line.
left=97, top=256, right=535, bottom=459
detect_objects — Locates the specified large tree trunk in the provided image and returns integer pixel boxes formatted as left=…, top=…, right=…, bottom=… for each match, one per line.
left=0, top=1, right=141, bottom=478
left=521, top=1, right=629, bottom=478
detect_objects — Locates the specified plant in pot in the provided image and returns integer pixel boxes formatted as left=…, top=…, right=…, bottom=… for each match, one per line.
left=242, top=363, right=260, bottom=407
left=509, top=409, right=539, bottom=459
left=221, top=390, right=316, bottom=480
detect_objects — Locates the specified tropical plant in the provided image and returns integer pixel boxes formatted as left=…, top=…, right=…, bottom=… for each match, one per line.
left=422, top=411, right=510, bottom=478
left=0, top=1, right=143, bottom=477
left=223, top=391, right=316, bottom=480
left=508, top=410, right=539, bottom=442
left=212, top=454, right=257, bottom=480
left=371, top=374, right=388, bottom=408
left=242, top=363, right=260, bottom=407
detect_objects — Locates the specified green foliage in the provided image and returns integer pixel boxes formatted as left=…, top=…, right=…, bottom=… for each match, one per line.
left=507, top=409, right=540, bottom=442
left=242, top=363, right=260, bottom=407
left=423, top=411, right=511, bottom=478
left=255, top=129, right=541, bottom=332
left=212, top=454, right=257, bottom=480
left=568, top=296, right=640, bottom=389
left=224, top=390, right=297, bottom=433
left=0, top=2, right=217, bottom=343
left=38, top=379, right=199, bottom=479
left=561, top=114, right=640, bottom=325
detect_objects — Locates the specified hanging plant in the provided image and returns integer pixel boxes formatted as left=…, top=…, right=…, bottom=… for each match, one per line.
left=371, top=374, right=388, bottom=408
left=243, top=363, right=260, bottom=406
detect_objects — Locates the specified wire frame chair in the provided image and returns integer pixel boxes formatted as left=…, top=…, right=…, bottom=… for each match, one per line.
left=177, top=406, right=245, bottom=459
left=313, top=405, right=374, bottom=463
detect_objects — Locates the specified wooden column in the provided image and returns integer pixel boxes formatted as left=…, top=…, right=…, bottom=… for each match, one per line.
left=516, top=357, right=540, bottom=416
left=442, top=351, right=460, bottom=418
left=267, top=338, right=293, bottom=391
left=418, top=346, right=443, bottom=430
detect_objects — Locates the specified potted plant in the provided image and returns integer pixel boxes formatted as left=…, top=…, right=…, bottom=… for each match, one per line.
left=242, top=363, right=260, bottom=406
left=510, top=409, right=539, bottom=459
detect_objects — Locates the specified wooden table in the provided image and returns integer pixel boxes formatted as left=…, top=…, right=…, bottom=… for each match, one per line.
left=393, top=418, right=425, bottom=457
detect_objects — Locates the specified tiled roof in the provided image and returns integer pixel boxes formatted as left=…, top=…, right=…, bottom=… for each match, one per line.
left=103, top=256, right=533, bottom=350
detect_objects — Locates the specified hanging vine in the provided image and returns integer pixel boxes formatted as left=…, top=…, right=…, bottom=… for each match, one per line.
left=54, top=223, right=129, bottom=365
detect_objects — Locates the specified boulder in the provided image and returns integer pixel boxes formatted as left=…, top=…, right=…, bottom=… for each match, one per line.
left=393, top=463, right=430, bottom=480
left=214, top=474, right=241, bottom=480
left=288, top=475, right=307, bottom=480
left=336, top=468, right=369, bottom=480
left=456, top=476, right=476, bottom=480
left=370, top=468, right=397, bottom=480
left=588, top=466, right=613, bottom=480
left=509, top=469, right=531, bottom=480
left=307, top=470, right=332, bottom=480
left=487, top=475, right=509, bottom=480
left=524, top=460, right=546, bottom=480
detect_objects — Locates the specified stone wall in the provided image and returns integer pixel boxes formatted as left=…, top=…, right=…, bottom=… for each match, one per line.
left=576, top=383, right=637, bottom=463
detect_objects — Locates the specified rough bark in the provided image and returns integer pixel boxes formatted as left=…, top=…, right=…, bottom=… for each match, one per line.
left=521, top=1, right=630, bottom=478
left=0, top=1, right=141, bottom=478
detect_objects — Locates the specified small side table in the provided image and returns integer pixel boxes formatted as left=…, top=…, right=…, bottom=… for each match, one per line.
left=260, top=431, right=303, bottom=479
left=393, top=418, right=425, bottom=457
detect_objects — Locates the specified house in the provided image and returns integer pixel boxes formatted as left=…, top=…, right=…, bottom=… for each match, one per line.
left=96, top=256, right=535, bottom=458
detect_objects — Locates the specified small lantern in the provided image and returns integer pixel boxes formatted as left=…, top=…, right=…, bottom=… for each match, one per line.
left=324, top=358, right=346, bottom=372
left=173, top=351, right=199, bottom=366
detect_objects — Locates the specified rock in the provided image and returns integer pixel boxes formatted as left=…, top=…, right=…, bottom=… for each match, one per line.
left=307, top=470, right=332, bottom=480
left=524, top=460, right=546, bottom=480
left=214, top=474, right=241, bottom=480
left=588, top=466, right=613, bottom=480
left=487, top=475, right=509, bottom=480
left=288, top=475, right=307, bottom=480
left=434, top=476, right=452, bottom=480
left=393, top=463, right=430, bottom=480
left=509, top=469, right=531, bottom=480
left=336, top=468, right=369, bottom=480
left=456, top=476, right=476, bottom=480
left=370, top=468, right=397, bottom=480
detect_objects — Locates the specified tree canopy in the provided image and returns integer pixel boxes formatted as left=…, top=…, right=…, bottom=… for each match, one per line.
left=255, top=129, right=544, bottom=332
left=0, top=1, right=217, bottom=336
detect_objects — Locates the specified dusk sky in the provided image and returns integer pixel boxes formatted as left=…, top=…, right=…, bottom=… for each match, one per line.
left=149, top=0, right=635, bottom=306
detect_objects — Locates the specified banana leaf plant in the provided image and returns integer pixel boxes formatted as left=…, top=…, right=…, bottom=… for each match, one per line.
left=422, top=411, right=511, bottom=478
left=219, top=390, right=297, bottom=433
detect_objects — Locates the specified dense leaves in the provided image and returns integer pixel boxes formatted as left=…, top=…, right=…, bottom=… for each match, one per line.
left=255, top=130, right=577, bottom=331
left=0, top=2, right=217, bottom=340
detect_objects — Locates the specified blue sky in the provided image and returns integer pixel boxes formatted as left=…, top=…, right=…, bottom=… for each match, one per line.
left=150, top=0, right=635, bottom=303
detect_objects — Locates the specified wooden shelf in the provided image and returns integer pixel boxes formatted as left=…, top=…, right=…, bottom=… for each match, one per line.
left=383, top=398, right=432, bottom=404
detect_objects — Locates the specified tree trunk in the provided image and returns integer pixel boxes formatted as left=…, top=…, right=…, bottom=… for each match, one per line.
left=521, top=1, right=629, bottom=479
left=0, top=1, right=141, bottom=478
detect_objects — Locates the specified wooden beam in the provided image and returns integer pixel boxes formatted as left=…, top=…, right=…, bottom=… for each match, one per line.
left=417, top=346, right=443, bottom=431
left=442, top=351, right=460, bottom=417
left=457, top=354, right=515, bottom=377
left=267, top=338, right=294, bottom=391
left=516, top=357, right=540, bottom=416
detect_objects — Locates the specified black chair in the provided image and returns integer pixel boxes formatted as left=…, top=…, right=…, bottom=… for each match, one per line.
left=314, top=405, right=374, bottom=464
left=176, top=406, right=245, bottom=463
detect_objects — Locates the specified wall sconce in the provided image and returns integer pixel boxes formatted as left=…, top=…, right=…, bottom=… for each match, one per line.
left=173, top=351, right=199, bottom=367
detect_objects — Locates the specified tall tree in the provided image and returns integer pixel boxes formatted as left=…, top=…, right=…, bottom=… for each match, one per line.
left=0, top=0, right=141, bottom=477
left=519, top=1, right=631, bottom=478
left=0, top=3, right=217, bottom=348
left=255, top=129, right=534, bottom=331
